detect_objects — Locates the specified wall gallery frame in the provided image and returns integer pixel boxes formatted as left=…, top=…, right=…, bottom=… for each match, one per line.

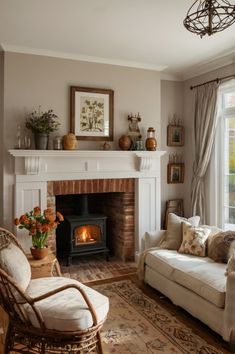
left=167, top=163, right=184, bottom=184
left=167, top=124, right=184, bottom=146
left=164, top=199, right=184, bottom=228
left=70, top=86, right=114, bottom=141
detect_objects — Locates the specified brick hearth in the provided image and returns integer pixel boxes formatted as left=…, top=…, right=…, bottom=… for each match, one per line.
left=47, top=178, right=135, bottom=261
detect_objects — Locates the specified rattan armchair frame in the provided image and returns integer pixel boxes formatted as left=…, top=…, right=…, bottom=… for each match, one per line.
left=0, top=228, right=106, bottom=353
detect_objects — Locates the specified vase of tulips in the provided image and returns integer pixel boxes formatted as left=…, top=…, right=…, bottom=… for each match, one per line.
left=14, top=207, right=64, bottom=260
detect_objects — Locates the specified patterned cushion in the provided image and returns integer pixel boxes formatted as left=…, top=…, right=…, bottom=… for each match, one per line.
left=0, top=242, right=31, bottom=291
left=160, top=213, right=200, bottom=250
left=208, top=231, right=235, bottom=263
left=23, top=277, right=109, bottom=331
left=178, top=222, right=211, bottom=257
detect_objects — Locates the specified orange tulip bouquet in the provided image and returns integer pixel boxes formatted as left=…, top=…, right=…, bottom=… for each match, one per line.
left=14, top=207, right=64, bottom=258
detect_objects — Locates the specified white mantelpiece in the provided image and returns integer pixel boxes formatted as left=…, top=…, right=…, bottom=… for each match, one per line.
left=9, top=149, right=165, bottom=258
left=9, top=150, right=165, bottom=179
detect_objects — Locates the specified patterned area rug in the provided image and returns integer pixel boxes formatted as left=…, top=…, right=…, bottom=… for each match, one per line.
left=60, top=257, right=137, bottom=283
left=94, top=280, right=226, bottom=354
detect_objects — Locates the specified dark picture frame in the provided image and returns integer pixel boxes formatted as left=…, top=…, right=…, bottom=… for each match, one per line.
left=167, top=125, right=184, bottom=146
left=164, top=199, right=184, bottom=228
left=70, top=86, right=114, bottom=141
left=167, top=163, right=184, bottom=184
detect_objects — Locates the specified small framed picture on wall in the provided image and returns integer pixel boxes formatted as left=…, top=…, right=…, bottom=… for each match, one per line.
left=167, top=163, right=184, bottom=184
left=167, top=125, right=184, bottom=146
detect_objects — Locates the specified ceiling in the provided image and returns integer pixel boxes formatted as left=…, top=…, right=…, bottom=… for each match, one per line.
left=0, top=0, right=235, bottom=80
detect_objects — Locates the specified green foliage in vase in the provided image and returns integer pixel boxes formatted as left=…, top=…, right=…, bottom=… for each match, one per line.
left=25, top=107, right=60, bottom=134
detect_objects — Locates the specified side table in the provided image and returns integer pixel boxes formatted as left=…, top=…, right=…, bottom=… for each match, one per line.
left=27, top=253, right=61, bottom=279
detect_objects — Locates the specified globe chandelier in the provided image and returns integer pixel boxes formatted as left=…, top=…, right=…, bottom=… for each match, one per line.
left=183, top=0, right=235, bottom=37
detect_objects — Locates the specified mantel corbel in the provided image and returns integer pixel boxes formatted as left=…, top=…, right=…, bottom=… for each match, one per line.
left=25, top=156, right=41, bottom=175
left=135, top=151, right=165, bottom=171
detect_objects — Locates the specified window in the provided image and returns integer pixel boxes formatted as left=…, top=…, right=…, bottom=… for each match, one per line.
left=216, top=81, right=235, bottom=229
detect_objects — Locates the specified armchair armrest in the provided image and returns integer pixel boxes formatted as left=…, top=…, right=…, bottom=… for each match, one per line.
left=144, top=230, right=166, bottom=249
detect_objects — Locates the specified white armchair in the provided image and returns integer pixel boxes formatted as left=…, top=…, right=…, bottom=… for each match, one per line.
left=0, top=227, right=109, bottom=353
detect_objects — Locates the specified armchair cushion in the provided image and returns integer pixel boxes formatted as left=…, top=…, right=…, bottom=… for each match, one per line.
left=0, top=242, right=31, bottom=291
left=24, top=277, right=109, bottom=331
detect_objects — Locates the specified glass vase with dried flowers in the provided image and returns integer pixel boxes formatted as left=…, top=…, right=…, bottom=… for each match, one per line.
left=14, top=207, right=64, bottom=260
left=25, top=107, right=60, bottom=150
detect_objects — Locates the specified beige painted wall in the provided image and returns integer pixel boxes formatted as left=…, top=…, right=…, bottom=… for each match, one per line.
left=183, top=63, right=235, bottom=221
left=3, top=52, right=162, bottom=229
left=5, top=51, right=230, bottom=229
left=0, top=52, right=4, bottom=225
left=160, top=80, right=184, bottom=224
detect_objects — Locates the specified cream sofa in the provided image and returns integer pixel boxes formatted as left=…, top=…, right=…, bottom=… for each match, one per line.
left=142, top=228, right=235, bottom=343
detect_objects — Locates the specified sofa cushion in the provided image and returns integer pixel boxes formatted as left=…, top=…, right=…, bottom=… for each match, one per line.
left=145, top=249, right=214, bottom=281
left=178, top=222, right=210, bottom=257
left=160, top=213, right=200, bottom=250
left=173, top=262, right=226, bottom=308
left=208, top=231, right=235, bottom=263
left=24, top=277, right=109, bottom=331
left=145, top=230, right=166, bottom=249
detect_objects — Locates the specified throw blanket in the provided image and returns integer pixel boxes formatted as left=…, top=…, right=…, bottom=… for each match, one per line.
left=137, top=247, right=160, bottom=281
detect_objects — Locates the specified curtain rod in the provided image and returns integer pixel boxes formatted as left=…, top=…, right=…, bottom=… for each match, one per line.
left=190, top=74, right=235, bottom=90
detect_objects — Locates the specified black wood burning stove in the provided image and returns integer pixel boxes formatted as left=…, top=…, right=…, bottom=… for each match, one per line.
left=56, top=195, right=109, bottom=265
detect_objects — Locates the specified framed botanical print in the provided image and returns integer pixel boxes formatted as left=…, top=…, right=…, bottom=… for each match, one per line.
left=167, top=124, right=184, bottom=146
left=70, top=86, right=114, bottom=141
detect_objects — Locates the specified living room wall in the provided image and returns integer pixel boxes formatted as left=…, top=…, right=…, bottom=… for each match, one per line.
left=160, top=80, right=184, bottom=224
left=3, top=51, right=233, bottom=230
left=0, top=51, right=4, bottom=226
left=183, top=62, right=235, bottom=222
left=2, top=51, right=167, bottom=230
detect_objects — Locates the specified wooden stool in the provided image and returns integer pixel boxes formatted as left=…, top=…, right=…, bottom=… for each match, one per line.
left=27, top=253, right=61, bottom=279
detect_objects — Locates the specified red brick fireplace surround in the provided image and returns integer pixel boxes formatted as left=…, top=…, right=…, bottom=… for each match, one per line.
left=47, top=178, right=135, bottom=260
left=9, top=150, right=165, bottom=260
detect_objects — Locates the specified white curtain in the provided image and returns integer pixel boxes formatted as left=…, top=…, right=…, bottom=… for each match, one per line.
left=191, top=81, right=219, bottom=223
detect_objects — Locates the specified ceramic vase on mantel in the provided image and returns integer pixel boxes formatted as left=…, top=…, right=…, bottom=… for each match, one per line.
left=34, top=133, right=49, bottom=150
left=30, top=246, right=48, bottom=260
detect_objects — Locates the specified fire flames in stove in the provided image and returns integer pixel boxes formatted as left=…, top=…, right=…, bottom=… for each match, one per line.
left=75, top=225, right=101, bottom=245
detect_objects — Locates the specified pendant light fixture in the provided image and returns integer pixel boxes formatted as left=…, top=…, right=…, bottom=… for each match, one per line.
left=183, top=0, right=235, bottom=38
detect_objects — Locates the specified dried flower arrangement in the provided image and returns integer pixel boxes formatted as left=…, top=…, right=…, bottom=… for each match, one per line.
left=25, top=107, right=60, bottom=134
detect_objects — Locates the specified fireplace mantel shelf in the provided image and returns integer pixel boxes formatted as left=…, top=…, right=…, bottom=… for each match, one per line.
left=9, top=149, right=165, bottom=178
left=9, top=149, right=164, bottom=158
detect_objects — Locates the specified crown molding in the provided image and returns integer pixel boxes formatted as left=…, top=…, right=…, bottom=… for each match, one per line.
left=160, top=72, right=183, bottom=81
left=2, top=44, right=234, bottom=80
left=0, top=43, right=167, bottom=72
left=182, top=50, right=235, bottom=81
